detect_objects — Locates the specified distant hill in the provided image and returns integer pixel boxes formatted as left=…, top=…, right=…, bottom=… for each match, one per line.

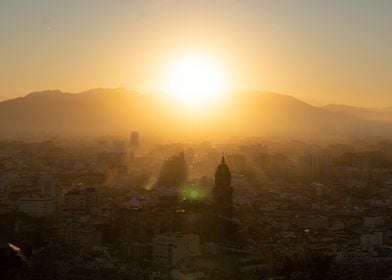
left=322, top=104, right=392, bottom=123
left=228, top=92, right=391, bottom=140
left=0, top=88, right=392, bottom=141
left=0, top=88, right=146, bottom=137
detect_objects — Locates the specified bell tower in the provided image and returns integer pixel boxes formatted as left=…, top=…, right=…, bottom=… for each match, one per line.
left=213, top=156, right=233, bottom=218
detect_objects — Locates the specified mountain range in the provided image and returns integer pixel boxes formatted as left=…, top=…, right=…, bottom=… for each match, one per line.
left=0, top=88, right=391, bottom=141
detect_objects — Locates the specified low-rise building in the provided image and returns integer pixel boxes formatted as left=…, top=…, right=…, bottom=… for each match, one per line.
left=153, top=233, right=200, bottom=267
left=16, top=195, right=55, bottom=217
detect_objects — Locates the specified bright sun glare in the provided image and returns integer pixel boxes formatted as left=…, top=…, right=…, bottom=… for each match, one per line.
left=162, top=54, right=228, bottom=108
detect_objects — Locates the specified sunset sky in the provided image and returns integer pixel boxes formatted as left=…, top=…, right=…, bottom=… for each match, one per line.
left=1, top=0, right=392, bottom=106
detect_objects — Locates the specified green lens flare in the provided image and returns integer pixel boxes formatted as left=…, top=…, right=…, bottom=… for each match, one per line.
left=190, top=190, right=199, bottom=199
left=181, top=184, right=207, bottom=201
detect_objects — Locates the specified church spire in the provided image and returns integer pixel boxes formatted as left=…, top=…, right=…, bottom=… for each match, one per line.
left=221, top=152, right=225, bottom=164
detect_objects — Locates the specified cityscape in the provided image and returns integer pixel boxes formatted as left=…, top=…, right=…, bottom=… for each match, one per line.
left=3, top=133, right=392, bottom=279
left=1, top=1, right=392, bottom=279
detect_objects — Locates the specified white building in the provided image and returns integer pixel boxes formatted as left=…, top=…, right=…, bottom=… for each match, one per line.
left=153, top=233, right=200, bottom=267
left=17, top=195, right=55, bottom=217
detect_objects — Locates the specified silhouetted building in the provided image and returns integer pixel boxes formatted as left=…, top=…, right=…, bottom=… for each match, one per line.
left=157, top=152, right=188, bottom=188
left=211, top=156, right=237, bottom=242
left=130, top=131, right=140, bottom=148
left=213, top=156, right=233, bottom=219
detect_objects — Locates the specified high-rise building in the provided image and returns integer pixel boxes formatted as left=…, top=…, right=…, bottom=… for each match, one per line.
left=157, top=152, right=188, bottom=188
left=213, top=156, right=233, bottom=218
left=130, top=131, right=140, bottom=148
left=40, top=174, right=57, bottom=197
left=380, top=141, right=392, bottom=162
left=39, top=174, right=61, bottom=216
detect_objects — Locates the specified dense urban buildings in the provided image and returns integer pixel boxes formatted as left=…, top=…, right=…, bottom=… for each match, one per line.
left=2, top=136, right=392, bottom=279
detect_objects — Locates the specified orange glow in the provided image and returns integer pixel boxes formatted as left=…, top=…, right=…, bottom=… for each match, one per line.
left=161, top=53, right=229, bottom=110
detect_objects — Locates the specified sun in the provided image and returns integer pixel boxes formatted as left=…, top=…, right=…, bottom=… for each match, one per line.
left=161, top=53, right=229, bottom=108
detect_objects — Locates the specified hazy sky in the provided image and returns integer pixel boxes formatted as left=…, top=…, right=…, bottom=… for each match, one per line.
left=1, top=0, right=392, bottom=106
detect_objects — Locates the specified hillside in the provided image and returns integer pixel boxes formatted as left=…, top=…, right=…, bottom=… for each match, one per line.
left=0, top=89, right=391, bottom=140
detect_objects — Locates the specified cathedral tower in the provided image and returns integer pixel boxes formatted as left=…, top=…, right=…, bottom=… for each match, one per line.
left=213, top=156, right=233, bottom=218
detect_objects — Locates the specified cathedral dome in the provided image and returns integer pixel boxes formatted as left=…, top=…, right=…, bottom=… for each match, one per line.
left=215, top=157, right=230, bottom=177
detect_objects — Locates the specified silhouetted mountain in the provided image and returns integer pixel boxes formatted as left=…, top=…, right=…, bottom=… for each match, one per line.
left=229, top=92, right=391, bottom=140
left=0, top=88, right=147, bottom=138
left=323, top=104, right=392, bottom=123
left=0, top=89, right=391, bottom=140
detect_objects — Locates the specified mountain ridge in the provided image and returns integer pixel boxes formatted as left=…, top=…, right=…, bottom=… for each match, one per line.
left=0, top=88, right=391, bottom=140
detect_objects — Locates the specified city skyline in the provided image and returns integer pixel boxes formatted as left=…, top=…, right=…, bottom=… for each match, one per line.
left=3, top=1, right=392, bottom=280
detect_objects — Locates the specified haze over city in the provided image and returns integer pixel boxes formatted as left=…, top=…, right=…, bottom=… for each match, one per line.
left=2, top=1, right=392, bottom=280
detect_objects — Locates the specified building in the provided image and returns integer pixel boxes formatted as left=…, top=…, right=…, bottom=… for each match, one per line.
left=63, top=188, right=98, bottom=216
left=52, top=222, right=101, bottom=247
left=16, top=195, right=55, bottom=217
left=66, top=226, right=101, bottom=247
left=380, top=141, right=392, bottom=162
left=227, top=153, right=246, bottom=173
left=363, top=217, right=385, bottom=228
left=156, top=152, right=188, bottom=188
left=115, top=208, right=176, bottom=241
left=213, top=156, right=233, bottom=218
left=64, top=190, right=87, bottom=215
left=84, top=188, right=98, bottom=211
left=153, top=233, right=200, bottom=267
left=361, top=232, right=384, bottom=251
left=130, top=131, right=140, bottom=148
left=211, top=156, right=238, bottom=241
left=171, top=268, right=205, bottom=280
left=112, top=140, right=127, bottom=154
left=129, top=241, right=152, bottom=262
left=39, top=174, right=61, bottom=216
